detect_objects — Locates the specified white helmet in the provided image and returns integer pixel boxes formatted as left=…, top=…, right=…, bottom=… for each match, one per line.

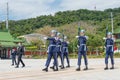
left=107, top=32, right=112, bottom=35
left=80, top=29, right=85, bottom=33
left=64, top=36, right=67, bottom=39
left=51, top=30, right=57, bottom=33
left=57, top=32, right=61, bottom=36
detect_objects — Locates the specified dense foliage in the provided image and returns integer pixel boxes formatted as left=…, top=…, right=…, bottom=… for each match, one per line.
left=0, top=7, right=120, bottom=53
left=0, top=8, right=119, bottom=37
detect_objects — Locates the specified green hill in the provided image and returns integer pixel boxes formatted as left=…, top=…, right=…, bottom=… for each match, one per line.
left=0, top=7, right=120, bottom=53
left=0, top=7, right=120, bottom=37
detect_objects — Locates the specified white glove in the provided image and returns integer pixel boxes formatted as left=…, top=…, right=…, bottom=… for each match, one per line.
left=67, top=41, right=69, bottom=44
left=85, top=36, right=88, bottom=40
left=112, top=38, right=115, bottom=42
left=103, top=37, right=106, bottom=40
left=76, top=36, right=79, bottom=38
left=77, top=45, right=79, bottom=48
left=104, top=46, right=106, bottom=49
left=44, top=37, right=47, bottom=40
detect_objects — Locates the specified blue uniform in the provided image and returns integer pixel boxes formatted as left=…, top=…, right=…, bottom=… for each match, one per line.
left=62, top=41, right=70, bottom=66
left=56, top=39, right=62, bottom=53
left=45, top=37, right=58, bottom=68
left=11, top=50, right=17, bottom=65
left=77, top=36, right=88, bottom=66
left=56, top=39, right=64, bottom=66
left=105, top=38, right=114, bottom=65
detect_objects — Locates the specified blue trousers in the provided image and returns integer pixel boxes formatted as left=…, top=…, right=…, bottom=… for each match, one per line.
left=105, top=52, right=114, bottom=65
left=45, top=52, right=58, bottom=68
left=77, top=51, right=88, bottom=66
left=52, top=51, right=64, bottom=66
left=12, top=56, right=17, bottom=65
left=57, top=52, right=64, bottom=66
left=63, top=52, right=70, bottom=66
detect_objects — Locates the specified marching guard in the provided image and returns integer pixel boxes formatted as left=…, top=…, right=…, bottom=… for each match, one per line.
left=42, top=30, right=58, bottom=72
left=61, top=36, right=70, bottom=68
left=76, top=30, right=88, bottom=71
left=50, top=32, right=64, bottom=69
left=104, top=32, right=114, bottom=70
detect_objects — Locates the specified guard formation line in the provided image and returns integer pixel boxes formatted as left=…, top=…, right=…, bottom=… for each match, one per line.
left=41, top=29, right=115, bottom=72
left=10, top=28, right=115, bottom=72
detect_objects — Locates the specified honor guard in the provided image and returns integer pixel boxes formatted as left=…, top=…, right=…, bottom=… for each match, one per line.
left=50, top=32, right=64, bottom=69
left=62, top=36, right=70, bottom=68
left=104, top=32, right=114, bottom=70
left=42, top=30, right=58, bottom=72
left=76, top=30, right=88, bottom=71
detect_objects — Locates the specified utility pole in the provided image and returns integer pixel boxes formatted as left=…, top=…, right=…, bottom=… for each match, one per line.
left=6, top=2, right=9, bottom=30
left=111, top=12, right=114, bottom=34
left=0, top=21, right=1, bottom=29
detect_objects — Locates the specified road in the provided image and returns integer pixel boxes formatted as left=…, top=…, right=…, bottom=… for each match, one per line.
left=0, top=58, right=120, bottom=80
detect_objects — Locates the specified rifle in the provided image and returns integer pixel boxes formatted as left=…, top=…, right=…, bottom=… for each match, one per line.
left=78, top=22, right=81, bottom=36
left=55, top=31, right=58, bottom=37
left=77, top=23, right=81, bottom=48
left=62, top=30, right=65, bottom=42
left=106, top=26, right=108, bottom=37
left=78, top=27, right=81, bottom=36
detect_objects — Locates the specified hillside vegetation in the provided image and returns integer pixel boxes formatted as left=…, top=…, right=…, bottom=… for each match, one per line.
left=1, top=7, right=120, bottom=53
left=0, top=8, right=120, bottom=37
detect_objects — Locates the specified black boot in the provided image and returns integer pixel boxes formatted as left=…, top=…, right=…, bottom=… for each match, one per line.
left=110, top=65, right=114, bottom=70
left=66, top=65, right=70, bottom=68
left=61, top=66, right=65, bottom=69
left=53, top=67, right=58, bottom=71
left=42, top=68, right=48, bottom=72
left=15, top=66, right=19, bottom=68
left=50, top=66, right=54, bottom=69
left=83, top=65, right=88, bottom=70
left=76, top=67, right=80, bottom=71
left=22, top=65, right=25, bottom=68
left=104, top=64, right=108, bottom=70
left=59, top=65, right=62, bottom=67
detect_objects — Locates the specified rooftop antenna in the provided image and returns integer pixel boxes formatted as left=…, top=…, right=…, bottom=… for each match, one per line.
left=94, top=5, right=96, bottom=11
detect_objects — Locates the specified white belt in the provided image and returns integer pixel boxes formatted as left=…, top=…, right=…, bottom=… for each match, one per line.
left=80, top=44, right=86, bottom=45
left=80, top=44, right=86, bottom=51
left=63, top=47, right=68, bottom=49
left=47, top=45, right=56, bottom=53
left=106, top=45, right=113, bottom=52
left=63, top=47, right=68, bottom=52
left=49, top=45, right=56, bottom=47
left=107, top=45, right=113, bottom=47
left=56, top=45, right=61, bottom=47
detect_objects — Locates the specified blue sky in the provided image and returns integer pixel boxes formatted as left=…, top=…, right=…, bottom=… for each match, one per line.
left=0, top=0, right=120, bottom=21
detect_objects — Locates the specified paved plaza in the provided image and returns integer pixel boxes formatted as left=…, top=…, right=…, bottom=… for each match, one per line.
left=0, top=58, right=120, bottom=80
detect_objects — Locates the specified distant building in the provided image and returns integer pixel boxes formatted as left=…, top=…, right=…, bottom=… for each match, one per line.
left=18, top=33, right=47, bottom=57
left=18, top=33, right=47, bottom=43
left=0, top=30, right=23, bottom=59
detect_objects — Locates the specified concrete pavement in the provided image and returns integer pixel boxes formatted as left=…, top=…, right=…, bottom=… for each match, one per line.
left=0, top=58, right=120, bottom=80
